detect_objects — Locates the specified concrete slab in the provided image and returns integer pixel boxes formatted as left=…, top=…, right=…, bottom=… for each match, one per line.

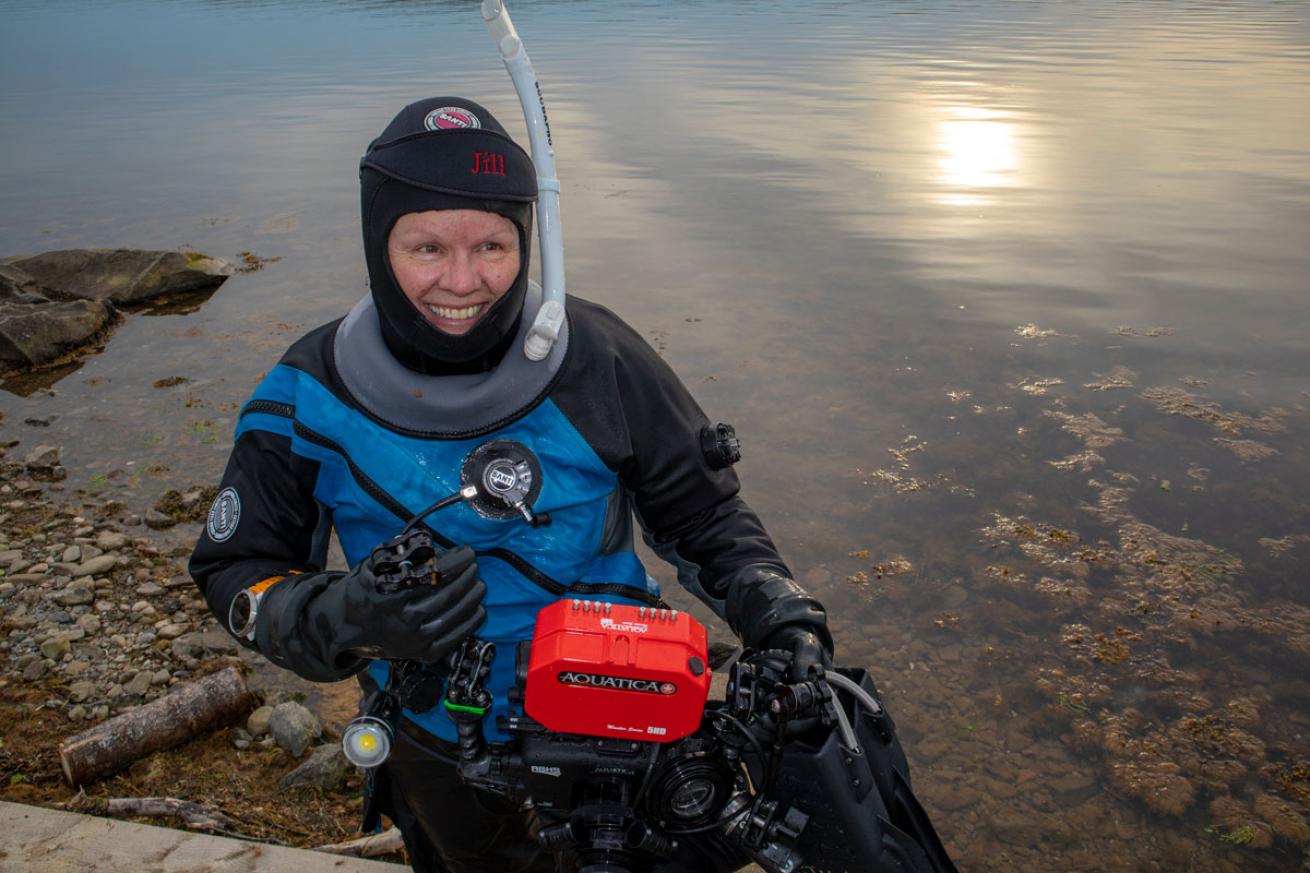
left=0, top=801, right=403, bottom=872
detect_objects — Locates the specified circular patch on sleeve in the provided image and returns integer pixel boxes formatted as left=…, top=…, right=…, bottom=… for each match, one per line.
left=424, top=107, right=481, bottom=131
left=206, top=487, right=241, bottom=542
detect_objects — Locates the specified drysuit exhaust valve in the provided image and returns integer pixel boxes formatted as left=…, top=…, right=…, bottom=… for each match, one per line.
left=701, top=422, right=741, bottom=470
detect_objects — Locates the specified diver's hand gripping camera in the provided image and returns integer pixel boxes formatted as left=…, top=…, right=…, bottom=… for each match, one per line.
left=342, top=528, right=956, bottom=873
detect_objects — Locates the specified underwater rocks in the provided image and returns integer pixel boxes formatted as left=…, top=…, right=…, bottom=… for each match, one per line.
left=0, top=249, right=231, bottom=373
left=1141, top=386, right=1285, bottom=436
left=979, top=461, right=1310, bottom=856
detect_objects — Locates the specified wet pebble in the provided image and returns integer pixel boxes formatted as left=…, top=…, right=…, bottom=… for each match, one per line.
left=144, top=510, right=175, bottom=530
left=96, top=531, right=128, bottom=550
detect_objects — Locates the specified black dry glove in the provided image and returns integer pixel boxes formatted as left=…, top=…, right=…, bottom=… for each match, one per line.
left=254, top=545, right=486, bottom=682
left=724, top=566, right=836, bottom=683
left=764, top=624, right=834, bottom=683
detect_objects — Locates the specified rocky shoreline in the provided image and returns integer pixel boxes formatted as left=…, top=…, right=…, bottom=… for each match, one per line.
left=0, top=443, right=227, bottom=721
left=0, top=436, right=370, bottom=851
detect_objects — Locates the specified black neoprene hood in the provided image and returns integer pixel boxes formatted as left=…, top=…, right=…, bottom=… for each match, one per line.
left=360, top=97, right=538, bottom=374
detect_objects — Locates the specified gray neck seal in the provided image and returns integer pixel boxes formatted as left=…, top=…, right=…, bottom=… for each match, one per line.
left=333, top=281, right=569, bottom=436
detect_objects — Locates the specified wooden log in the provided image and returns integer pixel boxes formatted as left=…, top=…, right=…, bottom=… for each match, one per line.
left=58, top=666, right=256, bottom=787
left=58, top=794, right=241, bottom=833
left=313, top=826, right=405, bottom=858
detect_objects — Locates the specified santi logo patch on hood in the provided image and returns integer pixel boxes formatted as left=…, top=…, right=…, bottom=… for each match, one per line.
left=424, top=107, right=481, bottom=130
left=557, top=671, right=677, bottom=695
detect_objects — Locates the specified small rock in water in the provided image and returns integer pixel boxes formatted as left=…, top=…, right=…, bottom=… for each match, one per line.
left=144, top=511, right=176, bottom=530
left=135, top=582, right=164, bottom=596
left=96, top=531, right=128, bottom=551
left=61, top=545, right=81, bottom=564
left=269, top=701, right=322, bottom=758
left=24, top=445, right=60, bottom=470
left=22, top=660, right=48, bottom=681
left=69, top=681, right=95, bottom=703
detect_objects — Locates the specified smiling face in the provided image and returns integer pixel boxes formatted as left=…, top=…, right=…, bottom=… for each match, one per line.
left=387, top=209, right=522, bottom=336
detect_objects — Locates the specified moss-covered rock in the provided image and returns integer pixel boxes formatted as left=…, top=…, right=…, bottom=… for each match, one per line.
left=8, top=249, right=231, bottom=305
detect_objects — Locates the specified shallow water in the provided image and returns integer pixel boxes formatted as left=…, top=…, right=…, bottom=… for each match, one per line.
left=3, top=1, right=1310, bottom=869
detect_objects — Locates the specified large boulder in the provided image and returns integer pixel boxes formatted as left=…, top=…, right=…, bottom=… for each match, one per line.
left=8, top=249, right=232, bottom=306
left=0, top=262, right=54, bottom=304
left=0, top=298, right=113, bottom=370
left=0, top=249, right=231, bottom=374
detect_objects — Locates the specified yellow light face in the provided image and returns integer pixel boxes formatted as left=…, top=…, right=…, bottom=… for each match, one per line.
left=356, top=733, right=378, bottom=752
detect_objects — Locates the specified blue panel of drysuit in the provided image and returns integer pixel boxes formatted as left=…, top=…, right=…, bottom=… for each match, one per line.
left=237, top=363, right=656, bottom=741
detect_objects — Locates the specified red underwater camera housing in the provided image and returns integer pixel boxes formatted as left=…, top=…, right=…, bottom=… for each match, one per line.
left=524, top=600, right=712, bottom=742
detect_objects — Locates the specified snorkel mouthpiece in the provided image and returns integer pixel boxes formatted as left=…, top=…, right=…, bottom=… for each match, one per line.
left=482, top=0, right=567, bottom=361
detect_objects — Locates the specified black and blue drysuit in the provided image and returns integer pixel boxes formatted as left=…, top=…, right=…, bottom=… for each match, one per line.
left=191, top=96, right=831, bottom=873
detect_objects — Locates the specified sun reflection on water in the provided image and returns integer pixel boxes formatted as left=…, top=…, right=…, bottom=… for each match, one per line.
left=936, top=106, right=1019, bottom=204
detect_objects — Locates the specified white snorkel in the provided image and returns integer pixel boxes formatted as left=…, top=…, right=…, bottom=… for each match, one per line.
left=482, top=0, right=566, bottom=362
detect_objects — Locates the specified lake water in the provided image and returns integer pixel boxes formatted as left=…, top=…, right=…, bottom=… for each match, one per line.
left=2, top=1, right=1309, bottom=869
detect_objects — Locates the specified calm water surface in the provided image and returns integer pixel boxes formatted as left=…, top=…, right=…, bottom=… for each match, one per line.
left=3, top=1, right=1309, bottom=870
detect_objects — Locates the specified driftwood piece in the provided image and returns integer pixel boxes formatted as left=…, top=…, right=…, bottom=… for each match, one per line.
left=58, top=793, right=240, bottom=833
left=313, top=826, right=405, bottom=858
left=58, top=666, right=256, bottom=787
